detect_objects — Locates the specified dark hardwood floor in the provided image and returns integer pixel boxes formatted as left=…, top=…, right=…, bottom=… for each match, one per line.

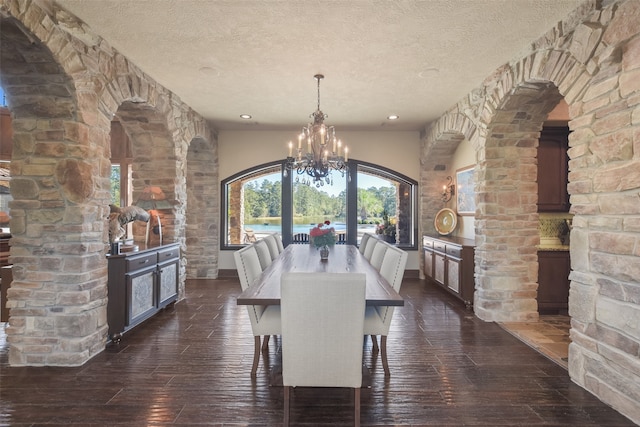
left=0, top=277, right=635, bottom=426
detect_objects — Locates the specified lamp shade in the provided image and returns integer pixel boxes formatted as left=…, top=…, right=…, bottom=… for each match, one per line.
left=134, top=186, right=172, bottom=210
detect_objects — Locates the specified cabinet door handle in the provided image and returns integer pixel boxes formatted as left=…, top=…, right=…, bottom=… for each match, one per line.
left=139, top=259, right=150, bottom=265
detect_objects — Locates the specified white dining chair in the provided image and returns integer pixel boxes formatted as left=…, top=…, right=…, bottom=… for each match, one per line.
left=363, top=237, right=378, bottom=261
left=281, top=272, right=366, bottom=426
left=263, top=234, right=280, bottom=260
left=254, top=239, right=273, bottom=271
left=359, top=232, right=372, bottom=254
left=369, top=240, right=388, bottom=271
left=364, top=246, right=408, bottom=376
left=234, top=245, right=281, bottom=376
left=273, top=233, right=285, bottom=253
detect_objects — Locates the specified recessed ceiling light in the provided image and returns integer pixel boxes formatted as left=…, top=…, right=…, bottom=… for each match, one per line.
left=418, top=68, right=439, bottom=78
left=240, top=114, right=252, bottom=119
left=199, top=66, right=220, bottom=76
left=387, top=115, right=399, bottom=120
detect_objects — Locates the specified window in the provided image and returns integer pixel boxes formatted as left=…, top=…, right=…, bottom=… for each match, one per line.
left=355, top=162, right=416, bottom=247
left=0, top=162, right=10, bottom=231
left=224, top=164, right=282, bottom=245
left=110, top=119, right=133, bottom=208
left=110, top=165, right=121, bottom=206
left=221, top=160, right=417, bottom=249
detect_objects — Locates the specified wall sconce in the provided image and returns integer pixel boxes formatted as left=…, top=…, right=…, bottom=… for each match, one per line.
left=134, top=186, right=172, bottom=246
left=441, top=176, right=455, bottom=203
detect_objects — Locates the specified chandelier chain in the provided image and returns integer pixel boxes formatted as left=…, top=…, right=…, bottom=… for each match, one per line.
left=316, top=74, right=322, bottom=113
left=285, top=74, right=349, bottom=187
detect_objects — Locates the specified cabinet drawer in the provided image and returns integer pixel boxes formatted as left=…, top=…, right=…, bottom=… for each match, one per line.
left=433, top=241, right=446, bottom=253
left=422, top=237, right=434, bottom=249
left=157, top=246, right=179, bottom=263
left=126, top=253, right=156, bottom=271
left=446, top=245, right=462, bottom=258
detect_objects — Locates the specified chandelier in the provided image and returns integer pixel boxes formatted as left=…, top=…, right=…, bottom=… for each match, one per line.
left=284, top=74, right=349, bottom=187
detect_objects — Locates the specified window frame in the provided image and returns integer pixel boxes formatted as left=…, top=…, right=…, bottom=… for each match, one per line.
left=220, top=159, right=418, bottom=250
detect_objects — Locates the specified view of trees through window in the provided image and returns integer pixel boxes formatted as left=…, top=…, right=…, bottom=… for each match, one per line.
left=226, top=162, right=415, bottom=248
left=241, top=173, right=398, bottom=230
left=110, top=165, right=121, bottom=207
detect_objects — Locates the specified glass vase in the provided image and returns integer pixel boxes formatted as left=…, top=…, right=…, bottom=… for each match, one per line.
left=319, top=245, right=330, bottom=261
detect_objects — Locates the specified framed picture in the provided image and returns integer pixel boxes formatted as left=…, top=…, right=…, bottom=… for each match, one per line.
left=456, top=165, right=475, bottom=215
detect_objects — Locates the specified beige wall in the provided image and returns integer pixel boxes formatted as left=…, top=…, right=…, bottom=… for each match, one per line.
left=448, top=139, right=476, bottom=240
left=219, top=130, right=421, bottom=181
left=218, top=130, right=421, bottom=270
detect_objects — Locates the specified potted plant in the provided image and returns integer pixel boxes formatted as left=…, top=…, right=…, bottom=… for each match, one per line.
left=309, top=220, right=336, bottom=260
left=376, top=210, right=397, bottom=243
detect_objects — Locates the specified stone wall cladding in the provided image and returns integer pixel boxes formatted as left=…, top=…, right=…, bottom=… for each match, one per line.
left=1, top=0, right=217, bottom=366
left=420, top=0, right=640, bottom=423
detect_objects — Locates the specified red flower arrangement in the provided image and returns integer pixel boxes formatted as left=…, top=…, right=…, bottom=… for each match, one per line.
left=309, top=220, right=336, bottom=248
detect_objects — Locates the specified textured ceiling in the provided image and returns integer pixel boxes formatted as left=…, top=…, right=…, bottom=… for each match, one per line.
left=55, top=0, right=584, bottom=132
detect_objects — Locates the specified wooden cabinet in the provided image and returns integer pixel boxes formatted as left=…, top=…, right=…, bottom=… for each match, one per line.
left=538, top=250, right=570, bottom=314
left=538, top=126, right=570, bottom=212
left=107, top=244, right=179, bottom=341
left=423, top=235, right=475, bottom=309
left=1, top=265, right=11, bottom=322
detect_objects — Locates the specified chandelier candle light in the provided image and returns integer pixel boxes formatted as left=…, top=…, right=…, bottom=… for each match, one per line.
left=285, top=74, right=349, bottom=187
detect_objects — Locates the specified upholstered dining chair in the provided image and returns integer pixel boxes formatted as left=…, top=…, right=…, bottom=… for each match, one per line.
left=281, top=272, right=366, bottom=426
left=359, top=232, right=372, bottom=254
left=364, top=246, right=408, bottom=376
left=234, top=245, right=281, bottom=376
left=254, top=239, right=273, bottom=271
left=362, top=237, right=379, bottom=261
left=263, top=234, right=280, bottom=260
left=273, top=233, right=285, bottom=253
left=369, top=240, right=388, bottom=271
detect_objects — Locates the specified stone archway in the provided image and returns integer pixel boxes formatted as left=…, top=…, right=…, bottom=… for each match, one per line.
left=116, top=102, right=181, bottom=244
left=0, top=15, right=108, bottom=366
left=1, top=1, right=216, bottom=366
left=185, top=136, right=218, bottom=278
left=421, top=1, right=640, bottom=420
left=474, top=82, right=564, bottom=322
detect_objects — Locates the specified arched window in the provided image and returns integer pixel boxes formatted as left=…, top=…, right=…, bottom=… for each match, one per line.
left=221, top=160, right=417, bottom=250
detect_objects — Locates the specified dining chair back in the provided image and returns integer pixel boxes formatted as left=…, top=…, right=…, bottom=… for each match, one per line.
left=380, top=246, right=407, bottom=291
left=273, top=233, right=285, bottom=253
left=235, top=244, right=262, bottom=292
left=254, top=239, right=273, bottom=271
left=362, top=237, right=378, bottom=261
left=263, top=234, right=280, bottom=260
left=281, top=272, right=366, bottom=426
left=359, top=233, right=372, bottom=254
left=234, top=245, right=281, bottom=376
left=369, top=241, right=388, bottom=271
left=364, top=245, right=408, bottom=376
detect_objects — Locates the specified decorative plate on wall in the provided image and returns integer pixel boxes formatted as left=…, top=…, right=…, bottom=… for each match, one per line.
left=434, top=208, right=457, bottom=235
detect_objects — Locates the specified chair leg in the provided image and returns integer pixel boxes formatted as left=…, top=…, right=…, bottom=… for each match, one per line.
left=354, top=387, right=361, bottom=426
left=370, top=335, right=379, bottom=352
left=284, top=385, right=291, bottom=426
left=262, top=334, right=270, bottom=351
left=251, top=335, right=260, bottom=376
left=381, top=335, right=390, bottom=376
